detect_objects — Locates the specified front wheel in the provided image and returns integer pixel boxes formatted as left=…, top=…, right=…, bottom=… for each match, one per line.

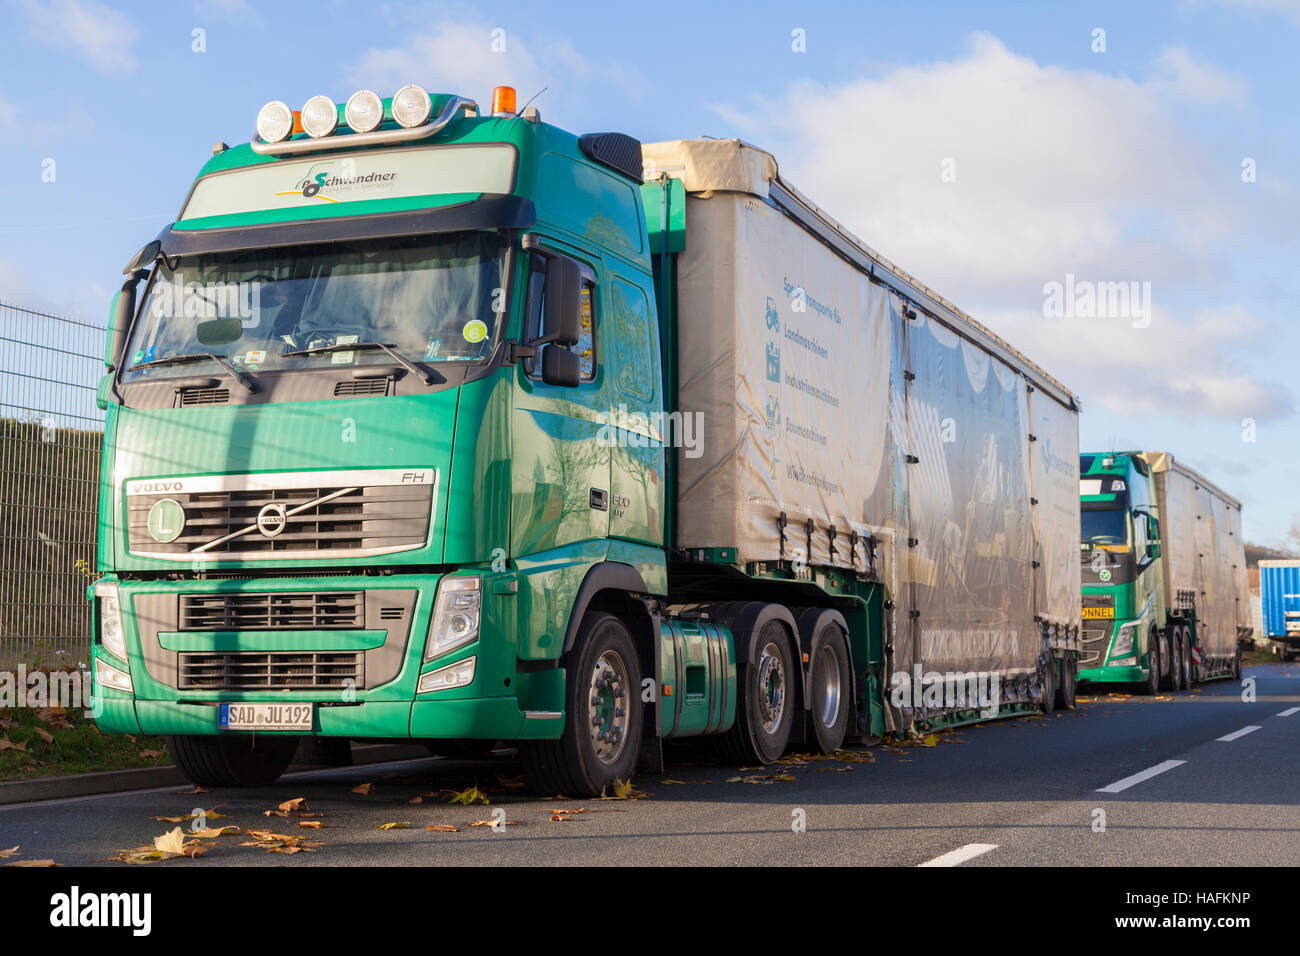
left=166, top=734, right=299, bottom=788
left=1139, top=633, right=1160, bottom=696
left=522, top=612, right=643, bottom=797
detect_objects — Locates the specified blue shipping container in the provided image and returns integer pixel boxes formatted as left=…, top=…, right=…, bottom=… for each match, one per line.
left=1259, top=561, right=1300, bottom=641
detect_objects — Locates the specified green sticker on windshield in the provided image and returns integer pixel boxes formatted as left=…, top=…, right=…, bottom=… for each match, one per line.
left=462, top=320, right=487, bottom=344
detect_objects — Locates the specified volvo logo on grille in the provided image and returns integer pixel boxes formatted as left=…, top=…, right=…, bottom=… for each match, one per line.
left=256, top=503, right=288, bottom=538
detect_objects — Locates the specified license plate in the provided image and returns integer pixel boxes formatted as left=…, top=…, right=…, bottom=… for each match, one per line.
left=1082, top=607, right=1114, bottom=619
left=219, top=703, right=313, bottom=731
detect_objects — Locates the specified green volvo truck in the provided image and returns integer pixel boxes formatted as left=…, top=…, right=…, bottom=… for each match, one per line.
left=91, top=85, right=1083, bottom=795
left=1079, top=451, right=1250, bottom=693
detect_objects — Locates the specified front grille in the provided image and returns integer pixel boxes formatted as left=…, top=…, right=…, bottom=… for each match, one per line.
left=127, top=470, right=435, bottom=559
left=179, top=591, right=364, bottom=630
left=178, top=651, right=362, bottom=690
left=1080, top=623, right=1111, bottom=666
left=334, top=379, right=387, bottom=397
left=179, top=388, right=230, bottom=406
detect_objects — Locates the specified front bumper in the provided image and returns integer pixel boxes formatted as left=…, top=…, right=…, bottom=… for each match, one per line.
left=90, top=571, right=565, bottom=741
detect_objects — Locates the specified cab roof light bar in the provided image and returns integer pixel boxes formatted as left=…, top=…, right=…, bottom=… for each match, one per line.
left=251, top=90, right=478, bottom=157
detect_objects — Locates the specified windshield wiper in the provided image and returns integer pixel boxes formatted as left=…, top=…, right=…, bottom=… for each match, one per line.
left=280, top=341, right=438, bottom=385
left=129, top=352, right=259, bottom=392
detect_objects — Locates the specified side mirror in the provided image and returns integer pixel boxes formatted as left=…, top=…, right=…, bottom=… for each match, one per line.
left=107, top=270, right=148, bottom=370
left=541, top=344, right=580, bottom=387
left=542, top=257, right=582, bottom=347
left=196, top=317, right=244, bottom=346
left=1147, top=541, right=1161, bottom=559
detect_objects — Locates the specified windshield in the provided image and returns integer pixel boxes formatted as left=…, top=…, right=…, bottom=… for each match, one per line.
left=1080, top=507, right=1133, bottom=579
left=121, top=232, right=507, bottom=382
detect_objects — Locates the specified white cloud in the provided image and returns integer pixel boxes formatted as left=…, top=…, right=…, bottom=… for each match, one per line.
left=714, top=33, right=1290, bottom=423
left=19, top=0, right=138, bottom=76
left=344, top=21, right=647, bottom=114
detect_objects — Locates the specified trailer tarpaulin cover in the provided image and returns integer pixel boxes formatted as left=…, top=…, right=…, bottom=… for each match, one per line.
left=1142, top=452, right=1249, bottom=662
left=647, top=138, right=1082, bottom=717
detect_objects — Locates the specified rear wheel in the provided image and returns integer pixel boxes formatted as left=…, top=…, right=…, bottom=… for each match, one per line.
left=166, top=734, right=299, bottom=788
left=1056, top=653, right=1078, bottom=710
left=717, top=621, right=796, bottom=764
left=1040, top=654, right=1057, bottom=715
left=1232, top=647, right=1242, bottom=681
left=522, top=612, right=643, bottom=797
left=1166, top=629, right=1184, bottom=692
left=805, top=625, right=851, bottom=752
left=1179, top=627, right=1193, bottom=687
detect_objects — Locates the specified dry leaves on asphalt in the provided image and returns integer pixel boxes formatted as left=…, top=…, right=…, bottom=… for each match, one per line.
left=427, top=824, right=461, bottom=832
left=114, top=827, right=214, bottom=864
left=352, top=782, right=375, bottom=795
left=597, top=777, right=649, bottom=800
left=376, top=822, right=412, bottom=830
left=241, top=829, right=324, bottom=854
left=151, top=808, right=229, bottom=823
left=444, top=786, right=490, bottom=806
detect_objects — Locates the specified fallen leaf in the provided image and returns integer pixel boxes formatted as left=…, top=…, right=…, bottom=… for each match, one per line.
left=190, top=825, right=240, bottom=838
left=278, top=797, right=308, bottom=813
left=33, top=728, right=54, bottom=745
left=154, top=827, right=186, bottom=855
left=407, top=796, right=424, bottom=805
left=444, top=786, right=489, bottom=806
left=377, top=822, right=412, bottom=830
left=0, top=846, right=19, bottom=859
left=427, top=824, right=460, bottom=832
left=352, top=783, right=375, bottom=795
left=138, top=749, right=163, bottom=759
left=495, top=774, right=527, bottom=790
left=660, top=779, right=689, bottom=785
left=7, top=859, right=58, bottom=867
left=469, top=819, right=517, bottom=827
left=298, top=821, right=323, bottom=829
left=922, top=734, right=937, bottom=747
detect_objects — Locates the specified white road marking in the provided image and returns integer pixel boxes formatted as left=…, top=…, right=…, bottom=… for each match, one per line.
left=1217, top=725, right=1262, bottom=742
left=918, top=843, right=998, bottom=867
left=1276, top=707, right=1300, bottom=717
left=1097, top=759, right=1186, bottom=793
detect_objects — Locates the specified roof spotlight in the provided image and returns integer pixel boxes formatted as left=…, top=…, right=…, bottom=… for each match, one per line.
left=300, top=95, right=338, bottom=138
left=255, top=100, right=294, bottom=143
left=391, top=85, right=432, bottom=128
left=345, top=89, right=384, bottom=133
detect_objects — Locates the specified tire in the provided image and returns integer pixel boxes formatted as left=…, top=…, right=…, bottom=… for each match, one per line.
left=1138, top=632, right=1160, bottom=696
left=1056, top=653, right=1078, bottom=710
left=1232, top=647, right=1242, bottom=681
left=522, top=612, right=643, bottom=797
left=166, top=734, right=299, bottom=788
left=1040, top=654, right=1057, bottom=715
left=1179, top=627, right=1193, bottom=688
left=716, top=620, right=796, bottom=764
left=805, top=625, right=851, bottom=753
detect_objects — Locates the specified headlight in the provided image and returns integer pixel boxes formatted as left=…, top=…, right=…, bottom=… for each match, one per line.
left=1112, top=621, right=1137, bottom=657
left=300, top=94, right=338, bottom=138
left=424, top=576, right=481, bottom=659
left=256, top=100, right=295, bottom=143
left=345, top=89, right=384, bottom=133
left=391, top=84, right=432, bottom=128
left=418, top=657, right=476, bottom=693
left=95, top=656, right=133, bottom=693
left=94, top=581, right=127, bottom=661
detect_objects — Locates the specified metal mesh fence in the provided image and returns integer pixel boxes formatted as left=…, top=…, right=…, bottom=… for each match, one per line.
left=0, top=302, right=105, bottom=669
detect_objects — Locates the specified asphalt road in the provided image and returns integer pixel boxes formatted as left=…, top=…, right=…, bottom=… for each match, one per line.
left=2, top=662, right=1296, bottom=867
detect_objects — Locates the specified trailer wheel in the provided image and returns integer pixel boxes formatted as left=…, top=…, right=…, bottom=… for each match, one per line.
left=1178, top=628, right=1193, bottom=688
left=522, top=612, right=643, bottom=797
left=717, top=620, right=795, bottom=764
left=166, top=734, right=299, bottom=788
left=1039, top=655, right=1057, bottom=715
left=805, top=625, right=851, bottom=753
left=1232, top=647, right=1242, bottom=681
left=1056, top=654, right=1077, bottom=710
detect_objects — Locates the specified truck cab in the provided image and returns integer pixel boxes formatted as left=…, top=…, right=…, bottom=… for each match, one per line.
left=1078, top=452, right=1173, bottom=693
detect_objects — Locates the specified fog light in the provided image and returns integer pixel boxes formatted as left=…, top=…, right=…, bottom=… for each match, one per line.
left=256, top=100, right=294, bottom=143
left=1109, top=656, right=1137, bottom=667
left=95, top=656, right=133, bottom=693
left=300, top=94, right=338, bottom=138
left=391, top=84, right=432, bottom=128
left=418, top=656, right=475, bottom=693
left=345, top=89, right=384, bottom=133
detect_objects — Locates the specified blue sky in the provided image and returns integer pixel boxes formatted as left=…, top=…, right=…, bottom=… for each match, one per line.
left=1, top=0, right=1297, bottom=546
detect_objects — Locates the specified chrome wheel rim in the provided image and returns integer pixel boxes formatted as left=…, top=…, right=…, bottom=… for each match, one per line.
left=814, top=644, right=841, bottom=728
left=588, top=649, right=629, bottom=765
left=756, top=641, right=786, bottom=735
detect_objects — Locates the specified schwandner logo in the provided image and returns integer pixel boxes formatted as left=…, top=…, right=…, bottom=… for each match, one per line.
left=50, top=886, right=151, bottom=936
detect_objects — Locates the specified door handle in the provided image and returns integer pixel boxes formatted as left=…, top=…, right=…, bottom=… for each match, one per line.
left=589, top=488, right=608, bottom=511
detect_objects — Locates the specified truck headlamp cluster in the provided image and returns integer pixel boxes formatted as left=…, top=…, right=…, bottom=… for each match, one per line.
left=345, top=89, right=384, bottom=133
left=94, top=581, right=128, bottom=662
left=255, top=100, right=295, bottom=144
left=255, top=85, right=439, bottom=143
left=1111, top=621, right=1137, bottom=658
left=95, top=657, right=133, bottom=694
left=424, top=576, right=481, bottom=660
left=300, top=94, right=338, bottom=138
